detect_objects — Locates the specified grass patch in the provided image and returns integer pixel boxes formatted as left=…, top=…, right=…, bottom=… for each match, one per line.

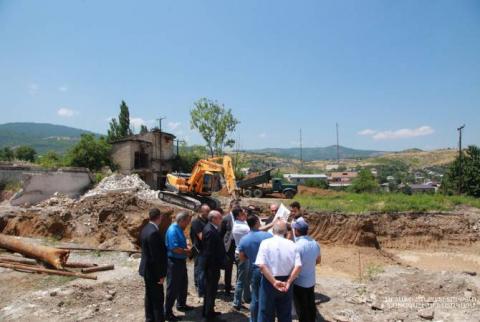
left=295, top=192, right=480, bottom=214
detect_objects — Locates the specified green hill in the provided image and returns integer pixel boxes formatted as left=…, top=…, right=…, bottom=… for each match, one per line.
left=249, top=145, right=383, bottom=161
left=0, top=122, right=100, bottom=154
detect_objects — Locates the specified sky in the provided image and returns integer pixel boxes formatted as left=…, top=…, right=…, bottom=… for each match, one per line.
left=0, top=0, right=479, bottom=151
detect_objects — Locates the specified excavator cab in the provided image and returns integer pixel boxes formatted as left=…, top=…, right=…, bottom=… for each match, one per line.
left=160, top=156, right=239, bottom=210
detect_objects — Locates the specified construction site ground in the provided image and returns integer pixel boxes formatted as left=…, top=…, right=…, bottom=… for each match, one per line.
left=1, top=182, right=480, bottom=321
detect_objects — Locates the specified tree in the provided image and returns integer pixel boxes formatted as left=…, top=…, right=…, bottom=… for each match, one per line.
left=15, top=145, right=37, bottom=162
left=37, top=151, right=64, bottom=168
left=442, top=145, right=480, bottom=197
left=66, top=134, right=112, bottom=171
left=107, top=100, right=132, bottom=141
left=173, top=143, right=207, bottom=172
left=348, top=169, right=379, bottom=193
left=140, top=124, right=149, bottom=134
left=0, top=147, right=14, bottom=161
left=190, top=98, right=239, bottom=157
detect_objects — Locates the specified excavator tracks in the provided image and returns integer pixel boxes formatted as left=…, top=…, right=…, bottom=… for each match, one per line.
left=158, top=191, right=221, bottom=211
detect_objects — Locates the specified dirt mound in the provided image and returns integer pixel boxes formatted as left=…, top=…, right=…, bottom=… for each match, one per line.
left=305, top=211, right=480, bottom=249
left=0, top=192, right=176, bottom=250
left=305, top=213, right=380, bottom=247
left=297, top=186, right=343, bottom=197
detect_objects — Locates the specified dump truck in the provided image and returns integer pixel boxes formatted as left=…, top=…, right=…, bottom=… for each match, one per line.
left=237, top=169, right=297, bottom=199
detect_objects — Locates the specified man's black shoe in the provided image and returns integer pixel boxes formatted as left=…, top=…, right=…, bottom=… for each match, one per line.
left=165, top=313, right=182, bottom=321
left=176, top=305, right=194, bottom=312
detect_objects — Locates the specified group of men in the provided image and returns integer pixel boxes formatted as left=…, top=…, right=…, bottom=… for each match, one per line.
left=139, top=201, right=321, bottom=322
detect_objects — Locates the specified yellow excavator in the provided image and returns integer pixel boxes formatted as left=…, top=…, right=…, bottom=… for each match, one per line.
left=159, top=156, right=239, bottom=210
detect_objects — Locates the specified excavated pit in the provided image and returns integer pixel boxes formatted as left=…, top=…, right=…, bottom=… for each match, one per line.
left=304, top=210, right=480, bottom=249
left=1, top=191, right=479, bottom=251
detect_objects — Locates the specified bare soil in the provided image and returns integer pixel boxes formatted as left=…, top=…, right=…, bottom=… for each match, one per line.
left=1, top=195, right=480, bottom=321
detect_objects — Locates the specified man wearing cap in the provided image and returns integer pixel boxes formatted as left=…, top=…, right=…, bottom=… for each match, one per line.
left=255, top=220, right=302, bottom=322
left=292, top=218, right=321, bottom=322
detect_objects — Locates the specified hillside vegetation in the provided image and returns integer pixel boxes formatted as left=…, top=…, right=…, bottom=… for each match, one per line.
left=295, top=191, right=480, bottom=214
left=0, top=122, right=98, bottom=154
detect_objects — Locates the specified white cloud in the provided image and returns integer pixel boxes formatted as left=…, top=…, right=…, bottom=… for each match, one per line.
left=358, top=129, right=377, bottom=136
left=58, top=85, right=68, bottom=92
left=167, top=122, right=181, bottom=131
left=57, top=108, right=77, bottom=117
left=259, top=132, right=267, bottom=139
left=358, top=126, right=434, bottom=140
left=28, top=83, right=39, bottom=95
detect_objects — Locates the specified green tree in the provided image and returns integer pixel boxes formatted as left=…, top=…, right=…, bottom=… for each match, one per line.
left=442, top=145, right=480, bottom=197
left=190, top=98, right=239, bottom=157
left=0, top=147, right=14, bottom=161
left=174, top=144, right=208, bottom=172
left=37, top=151, right=64, bottom=168
left=140, top=124, right=149, bottom=134
left=107, top=100, right=132, bottom=141
left=66, top=134, right=112, bottom=171
left=15, top=145, right=37, bottom=162
left=348, top=169, right=379, bottom=193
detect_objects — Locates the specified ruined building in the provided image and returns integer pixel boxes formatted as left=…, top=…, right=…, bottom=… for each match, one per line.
left=110, top=129, right=176, bottom=189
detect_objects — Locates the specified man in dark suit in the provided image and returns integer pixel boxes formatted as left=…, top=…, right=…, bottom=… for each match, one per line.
left=202, top=210, right=226, bottom=321
left=220, top=200, right=239, bottom=295
left=139, top=208, right=169, bottom=322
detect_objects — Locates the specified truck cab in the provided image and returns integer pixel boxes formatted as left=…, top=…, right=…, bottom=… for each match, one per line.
left=272, top=178, right=298, bottom=199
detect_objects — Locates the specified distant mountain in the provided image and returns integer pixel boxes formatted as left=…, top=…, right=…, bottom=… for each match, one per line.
left=248, top=145, right=384, bottom=161
left=0, top=122, right=100, bottom=154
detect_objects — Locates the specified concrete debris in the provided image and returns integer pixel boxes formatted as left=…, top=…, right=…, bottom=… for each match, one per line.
left=418, top=308, right=434, bottom=320
left=82, top=174, right=159, bottom=201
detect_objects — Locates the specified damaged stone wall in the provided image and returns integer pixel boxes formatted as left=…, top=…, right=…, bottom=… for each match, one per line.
left=8, top=167, right=93, bottom=206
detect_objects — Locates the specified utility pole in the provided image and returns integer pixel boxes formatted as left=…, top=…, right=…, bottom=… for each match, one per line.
left=336, top=122, right=340, bottom=164
left=299, top=128, right=303, bottom=170
left=156, top=117, right=166, bottom=132
left=457, top=124, right=465, bottom=194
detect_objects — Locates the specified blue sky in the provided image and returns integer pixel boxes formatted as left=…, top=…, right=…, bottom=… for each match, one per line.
left=0, top=0, right=479, bottom=151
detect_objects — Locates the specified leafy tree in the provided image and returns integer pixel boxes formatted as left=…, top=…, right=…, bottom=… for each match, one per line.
left=442, top=145, right=480, bottom=197
left=66, top=134, right=112, bottom=171
left=107, top=100, right=132, bottom=141
left=348, top=168, right=379, bottom=193
left=15, top=145, right=37, bottom=162
left=0, top=147, right=14, bottom=161
left=37, top=151, right=64, bottom=168
left=140, top=124, right=149, bottom=134
left=174, top=144, right=208, bottom=172
left=190, top=98, right=239, bottom=157
left=304, top=178, right=329, bottom=189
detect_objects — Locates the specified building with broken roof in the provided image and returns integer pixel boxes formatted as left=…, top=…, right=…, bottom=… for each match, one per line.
left=110, top=129, right=176, bottom=189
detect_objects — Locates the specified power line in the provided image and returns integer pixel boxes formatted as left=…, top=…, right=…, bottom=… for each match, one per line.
left=336, top=122, right=340, bottom=164
left=299, top=128, right=303, bottom=170
left=457, top=124, right=465, bottom=194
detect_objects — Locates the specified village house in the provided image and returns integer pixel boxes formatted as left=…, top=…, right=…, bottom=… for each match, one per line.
left=110, top=129, right=176, bottom=189
left=328, top=171, right=358, bottom=188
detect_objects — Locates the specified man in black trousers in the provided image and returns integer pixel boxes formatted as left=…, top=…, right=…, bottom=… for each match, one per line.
left=220, top=200, right=239, bottom=296
left=202, top=210, right=226, bottom=321
left=139, top=208, right=169, bottom=322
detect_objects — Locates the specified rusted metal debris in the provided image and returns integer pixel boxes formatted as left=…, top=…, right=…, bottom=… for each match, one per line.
left=81, top=264, right=115, bottom=274
left=0, top=262, right=97, bottom=280
left=0, top=234, right=70, bottom=269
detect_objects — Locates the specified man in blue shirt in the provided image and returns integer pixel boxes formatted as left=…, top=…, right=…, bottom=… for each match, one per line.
left=165, top=211, right=192, bottom=321
left=292, top=218, right=321, bottom=322
left=238, top=215, right=273, bottom=322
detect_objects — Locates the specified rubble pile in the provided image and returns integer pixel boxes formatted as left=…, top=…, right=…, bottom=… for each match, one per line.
left=36, top=192, right=76, bottom=208
left=82, top=174, right=159, bottom=201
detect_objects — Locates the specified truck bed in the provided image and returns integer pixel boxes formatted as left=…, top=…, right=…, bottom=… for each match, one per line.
left=237, top=169, right=274, bottom=189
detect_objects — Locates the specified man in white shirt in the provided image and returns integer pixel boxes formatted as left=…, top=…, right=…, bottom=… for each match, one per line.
left=231, top=207, right=251, bottom=309
left=255, top=220, right=302, bottom=322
